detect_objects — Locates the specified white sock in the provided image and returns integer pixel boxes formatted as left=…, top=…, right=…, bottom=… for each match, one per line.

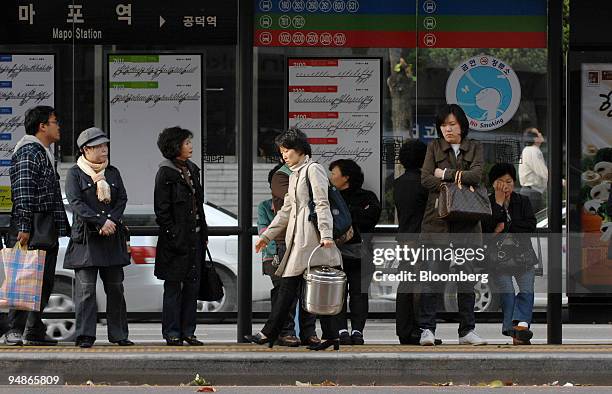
left=338, top=329, right=349, bottom=335
left=517, top=322, right=529, bottom=328
left=352, top=330, right=362, bottom=336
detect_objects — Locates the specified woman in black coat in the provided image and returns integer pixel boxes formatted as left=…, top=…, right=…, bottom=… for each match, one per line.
left=64, top=127, right=133, bottom=348
left=482, top=163, right=537, bottom=345
left=154, top=126, right=208, bottom=346
left=329, top=159, right=381, bottom=345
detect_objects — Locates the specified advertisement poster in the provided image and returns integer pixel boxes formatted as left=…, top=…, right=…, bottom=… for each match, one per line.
left=288, top=58, right=381, bottom=197
left=108, top=54, right=202, bottom=205
left=579, top=63, right=612, bottom=285
left=0, top=54, right=54, bottom=213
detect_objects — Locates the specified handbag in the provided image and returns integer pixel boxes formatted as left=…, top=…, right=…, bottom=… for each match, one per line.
left=198, top=248, right=224, bottom=302
left=489, top=230, right=539, bottom=274
left=29, top=212, right=58, bottom=250
left=0, top=244, right=46, bottom=311
left=438, top=171, right=492, bottom=222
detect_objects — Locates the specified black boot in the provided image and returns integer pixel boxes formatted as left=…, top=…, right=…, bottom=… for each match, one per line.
left=244, top=332, right=277, bottom=349
left=308, top=339, right=339, bottom=351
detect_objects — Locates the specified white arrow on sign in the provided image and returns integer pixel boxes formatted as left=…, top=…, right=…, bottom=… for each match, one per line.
left=159, top=16, right=165, bottom=27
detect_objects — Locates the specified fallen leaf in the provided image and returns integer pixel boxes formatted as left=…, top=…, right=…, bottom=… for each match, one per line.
left=488, top=380, right=504, bottom=388
left=563, top=383, right=574, bottom=387
left=319, top=380, right=338, bottom=387
left=197, top=387, right=216, bottom=393
left=295, top=381, right=311, bottom=387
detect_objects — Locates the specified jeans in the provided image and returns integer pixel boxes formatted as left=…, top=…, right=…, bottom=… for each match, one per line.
left=8, top=245, right=59, bottom=339
left=161, top=235, right=202, bottom=339
left=74, top=266, right=128, bottom=342
left=493, top=269, right=535, bottom=336
left=338, top=257, right=369, bottom=333
left=262, top=275, right=337, bottom=340
left=419, top=258, right=476, bottom=337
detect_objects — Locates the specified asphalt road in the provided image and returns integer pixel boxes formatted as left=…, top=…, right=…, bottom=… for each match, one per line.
left=88, top=321, right=612, bottom=345
left=0, top=386, right=604, bottom=393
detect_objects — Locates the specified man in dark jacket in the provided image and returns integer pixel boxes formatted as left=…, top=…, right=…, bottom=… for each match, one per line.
left=330, top=159, right=382, bottom=345
left=393, top=139, right=436, bottom=345
left=6, top=106, right=69, bottom=346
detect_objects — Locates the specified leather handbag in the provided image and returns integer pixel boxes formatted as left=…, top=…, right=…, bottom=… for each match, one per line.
left=489, top=231, right=539, bottom=274
left=438, top=171, right=492, bottom=222
left=198, top=248, right=224, bottom=302
left=29, top=212, right=58, bottom=250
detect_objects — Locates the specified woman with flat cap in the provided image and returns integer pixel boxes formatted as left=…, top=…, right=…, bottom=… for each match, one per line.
left=64, top=127, right=133, bottom=348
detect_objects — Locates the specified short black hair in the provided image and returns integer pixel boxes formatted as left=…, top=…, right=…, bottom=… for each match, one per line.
left=436, top=103, right=470, bottom=140
left=274, top=128, right=312, bottom=156
left=398, top=139, right=427, bottom=170
left=329, top=159, right=364, bottom=189
left=24, top=106, right=56, bottom=136
left=268, top=162, right=285, bottom=187
left=157, top=126, right=194, bottom=160
left=523, top=127, right=539, bottom=147
left=488, top=163, right=517, bottom=186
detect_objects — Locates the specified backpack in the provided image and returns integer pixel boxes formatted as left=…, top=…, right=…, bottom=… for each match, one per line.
left=304, top=163, right=353, bottom=244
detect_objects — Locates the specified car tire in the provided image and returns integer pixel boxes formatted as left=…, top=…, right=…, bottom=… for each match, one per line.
left=443, top=281, right=500, bottom=313
left=197, top=265, right=237, bottom=314
left=43, top=279, right=77, bottom=343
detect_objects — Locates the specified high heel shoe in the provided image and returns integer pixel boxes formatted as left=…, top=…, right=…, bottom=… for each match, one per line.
left=308, top=339, right=339, bottom=351
left=244, top=332, right=276, bottom=348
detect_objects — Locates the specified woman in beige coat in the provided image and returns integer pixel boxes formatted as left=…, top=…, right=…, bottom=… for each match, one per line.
left=245, top=129, right=342, bottom=350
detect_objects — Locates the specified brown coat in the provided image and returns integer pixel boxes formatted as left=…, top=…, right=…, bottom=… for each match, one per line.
left=420, top=137, right=484, bottom=244
left=270, top=166, right=290, bottom=242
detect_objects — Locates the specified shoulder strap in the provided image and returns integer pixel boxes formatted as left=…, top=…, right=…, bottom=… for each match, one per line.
left=304, top=163, right=314, bottom=203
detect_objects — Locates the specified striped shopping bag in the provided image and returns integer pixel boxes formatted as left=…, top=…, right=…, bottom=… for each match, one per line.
left=0, top=245, right=46, bottom=311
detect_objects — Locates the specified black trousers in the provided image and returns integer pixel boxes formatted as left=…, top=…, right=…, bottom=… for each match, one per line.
left=74, top=266, right=128, bottom=342
left=161, top=235, right=202, bottom=339
left=395, top=263, right=421, bottom=343
left=262, top=275, right=337, bottom=340
left=8, top=245, right=59, bottom=339
left=418, top=259, right=476, bottom=337
left=269, top=242, right=317, bottom=338
left=337, top=257, right=369, bottom=333
left=0, top=313, right=8, bottom=337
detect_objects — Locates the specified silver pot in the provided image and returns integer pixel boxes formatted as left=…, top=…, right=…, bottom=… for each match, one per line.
left=302, top=245, right=346, bottom=315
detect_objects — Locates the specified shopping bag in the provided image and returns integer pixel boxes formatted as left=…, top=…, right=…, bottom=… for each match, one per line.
left=198, top=248, right=224, bottom=302
left=0, top=245, right=46, bottom=311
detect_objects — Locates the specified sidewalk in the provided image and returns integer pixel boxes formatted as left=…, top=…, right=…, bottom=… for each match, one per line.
left=2, top=343, right=612, bottom=386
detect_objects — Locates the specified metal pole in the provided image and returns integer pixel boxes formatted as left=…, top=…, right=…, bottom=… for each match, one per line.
left=547, top=0, right=563, bottom=344
left=237, top=0, right=254, bottom=342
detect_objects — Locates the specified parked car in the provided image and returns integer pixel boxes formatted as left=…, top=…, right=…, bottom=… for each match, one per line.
left=44, top=201, right=272, bottom=342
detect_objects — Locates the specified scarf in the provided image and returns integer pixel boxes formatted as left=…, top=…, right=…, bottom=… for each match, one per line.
left=174, top=159, right=198, bottom=216
left=77, top=155, right=111, bottom=203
